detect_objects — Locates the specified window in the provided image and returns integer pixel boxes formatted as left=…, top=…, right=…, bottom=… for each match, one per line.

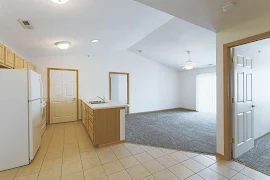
left=196, top=72, right=217, bottom=113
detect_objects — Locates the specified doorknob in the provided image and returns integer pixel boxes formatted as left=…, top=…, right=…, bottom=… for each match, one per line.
left=252, top=104, right=256, bottom=108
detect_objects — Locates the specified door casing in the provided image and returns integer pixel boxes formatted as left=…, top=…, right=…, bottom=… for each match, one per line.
left=223, top=31, right=270, bottom=160
left=47, top=68, right=79, bottom=124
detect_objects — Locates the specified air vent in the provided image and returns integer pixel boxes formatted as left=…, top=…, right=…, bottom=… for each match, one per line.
left=18, top=19, right=33, bottom=29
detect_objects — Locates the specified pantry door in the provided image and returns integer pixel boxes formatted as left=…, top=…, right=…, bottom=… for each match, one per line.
left=49, top=69, right=78, bottom=124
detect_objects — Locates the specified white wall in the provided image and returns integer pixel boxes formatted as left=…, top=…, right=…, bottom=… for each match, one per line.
left=110, top=74, right=120, bottom=102
left=252, top=48, right=270, bottom=139
left=216, top=12, right=270, bottom=155
left=178, top=67, right=216, bottom=110
left=32, top=50, right=181, bottom=114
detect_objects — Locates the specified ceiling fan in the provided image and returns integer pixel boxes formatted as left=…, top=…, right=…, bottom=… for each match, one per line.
left=182, top=51, right=197, bottom=70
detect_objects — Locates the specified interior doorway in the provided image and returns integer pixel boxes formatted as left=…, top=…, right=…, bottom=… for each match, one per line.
left=48, top=68, right=79, bottom=124
left=109, top=72, right=130, bottom=114
left=223, top=32, right=270, bottom=176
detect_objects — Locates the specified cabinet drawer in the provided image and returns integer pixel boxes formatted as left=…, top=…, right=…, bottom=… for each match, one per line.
left=89, top=114, right=94, bottom=124
left=89, top=121, right=94, bottom=131
left=88, top=128, right=94, bottom=143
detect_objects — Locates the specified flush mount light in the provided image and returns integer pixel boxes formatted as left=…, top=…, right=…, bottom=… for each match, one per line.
left=222, top=1, right=236, bottom=12
left=137, top=50, right=142, bottom=53
left=51, top=0, right=69, bottom=4
left=55, top=41, right=71, bottom=50
left=91, top=39, right=99, bottom=43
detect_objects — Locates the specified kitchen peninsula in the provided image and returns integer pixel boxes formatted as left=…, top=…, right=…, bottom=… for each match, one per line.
left=81, top=99, right=127, bottom=147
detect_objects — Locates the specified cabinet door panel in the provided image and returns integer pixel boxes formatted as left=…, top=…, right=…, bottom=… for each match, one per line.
left=23, top=60, right=28, bottom=69
left=5, top=48, right=15, bottom=68
left=0, top=43, right=4, bottom=65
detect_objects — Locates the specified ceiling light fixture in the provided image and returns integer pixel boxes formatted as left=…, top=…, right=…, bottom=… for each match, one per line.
left=222, top=1, right=236, bottom=12
left=182, top=51, right=194, bottom=70
left=55, top=41, right=71, bottom=50
left=91, top=39, right=99, bottom=43
left=51, top=0, right=69, bottom=4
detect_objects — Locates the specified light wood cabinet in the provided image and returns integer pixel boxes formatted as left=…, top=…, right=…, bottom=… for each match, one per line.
left=81, top=101, right=123, bottom=147
left=15, top=55, right=24, bottom=69
left=5, top=48, right=15, bottom=68
left=23, top=59, right=28, bottom=69
left=0, top=43, right=4, bottom=65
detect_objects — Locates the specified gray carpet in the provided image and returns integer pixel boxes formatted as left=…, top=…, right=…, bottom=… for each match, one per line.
left=126, top=109, right=216, bottom=154
left=236, top=134, right=270, bottom=176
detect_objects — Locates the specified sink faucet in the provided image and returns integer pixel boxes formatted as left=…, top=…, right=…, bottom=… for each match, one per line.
left=97, top=95, right=105, bottom=103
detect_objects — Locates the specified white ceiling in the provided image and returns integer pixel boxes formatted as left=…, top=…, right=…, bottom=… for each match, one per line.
left=128, top=18, right=216, bottom=71
left=135, top=0, right=270, bottom=32
left=0, top=0, right=172, bottom=59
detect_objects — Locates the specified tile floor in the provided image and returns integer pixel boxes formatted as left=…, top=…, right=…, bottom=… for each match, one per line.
left=1, top=121, right=270, bottom=180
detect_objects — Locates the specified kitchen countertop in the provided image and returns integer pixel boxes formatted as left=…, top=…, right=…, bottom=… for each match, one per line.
left=81, top=99, right=128, bottom=110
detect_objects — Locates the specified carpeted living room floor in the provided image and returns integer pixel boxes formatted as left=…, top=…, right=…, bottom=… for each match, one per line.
left=236, top=134, right=270, bottom=176
left=125, top=109, right=216, bottom=154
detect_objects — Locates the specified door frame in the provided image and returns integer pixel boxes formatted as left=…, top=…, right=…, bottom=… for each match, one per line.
left=223, top=31, right=270, bottom=160
left=47, top=68, right=79, bottom=124
left=109, top=72, right=130, bottom=114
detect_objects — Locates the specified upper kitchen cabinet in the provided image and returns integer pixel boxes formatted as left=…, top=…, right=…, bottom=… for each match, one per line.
left=0, top=43, right=5, bottom=66
left=15, top=54, right=24, bottom=69
left=5, top=48, right=15, bottom=68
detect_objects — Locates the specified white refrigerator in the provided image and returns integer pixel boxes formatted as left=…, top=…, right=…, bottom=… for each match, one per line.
left=0, top=69, right=43, bottom=171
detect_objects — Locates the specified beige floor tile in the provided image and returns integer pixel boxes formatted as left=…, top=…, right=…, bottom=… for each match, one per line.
left=182, top=159, right=206, bottom=173
left=159, top=148, right=176, bottom=155
left=108, top=170, right=132, bottom=180
left=153, top=169, right=179, bottom=180
left=103, top=160, right=124, bottom=175
left=113, top=148, right=132, bottom=159
left=209, top=163, right=237, bottom=179
left=63, top=148, right=80, bottom=157
left=38, top=167, right=61, bottom=180
left=110, top=144, right=126, bottom=152
left=80, top=150, right=98, bottom=160
left=147, top=149, right=165, bottom=159
left=0, top=168, right=19, bottom=180
left=142, top=160, right=165, bottom=174
left=45, top=152, right=63, bottom=161
left=96, top=147, right=113, bottom=156
left=126, top=164, right=151, bottom=180
left=230, top=173, right=253, bottom=180
left=197, top=168, right=227, bottom=180
left=16, top=163, right=42, bottom=178
left=193, top=155, right=216, bottom=167
left=14, top=173, right=39, bottom=180
left=127, top=146, right=145, bottom=155
left=134, top=152, right=154, bottom=163
left=63, top=154, right=81, bottom=165
left=62, top=161, right=82, bottom=176
left=84, top=166, right=107, bottom=180
left=185, top=174, right=204, bottom=180
left=120, top=156, right=140, bottom=169
left=140, top=145, right=156, bottom=152
left=241, top=167, right=270, bottom=180
left=169, top=163, right=194, bottom=179
left=61, top=171, right=85, bottom=180
left=82, top=156, right=101, bottom=170
left=41, top=158, right=62, bottom=170
left=124, top=143, right=138, bottom=149
left=156, top=155, right=178, bottom=168
left=218, top=160, right=245, bottom=172
left=98, top=153, right=118, bottom=165
left=169, top=151, right=189, bottom=162
left=141, top=175, right=156, bottom=180
left=204, top=154, right=221, bottom=162
left=182, top=151, right=200, bottom=158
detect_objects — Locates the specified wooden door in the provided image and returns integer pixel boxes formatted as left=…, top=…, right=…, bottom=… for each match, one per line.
left=5, top=48, right=15, bottom=68
left=50, top=70, right=77, bottom=123
left=231, top=47, right=254, bottom=158
left=0, top=43, right=4, bottom=65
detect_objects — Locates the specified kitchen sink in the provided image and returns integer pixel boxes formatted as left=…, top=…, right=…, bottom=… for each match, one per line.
left=89, top=101, right=106, bottom=104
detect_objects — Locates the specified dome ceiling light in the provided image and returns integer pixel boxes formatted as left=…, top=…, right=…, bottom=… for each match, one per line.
left=55, top=41, right=71, bottom=50
left=51, top=0, right=69, bottom=4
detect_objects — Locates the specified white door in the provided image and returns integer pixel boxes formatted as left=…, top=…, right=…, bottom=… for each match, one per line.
left=50, top=70, right=77, bottom=123
left=231, top=47, right=254, bottom=158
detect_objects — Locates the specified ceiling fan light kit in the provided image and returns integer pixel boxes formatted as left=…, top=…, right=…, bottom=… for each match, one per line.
left=182, top=51, right=194, bottom=70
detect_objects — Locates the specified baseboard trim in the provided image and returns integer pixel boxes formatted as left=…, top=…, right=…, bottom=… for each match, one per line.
left=130, top=108, right=196, bottom=115
left=216, top=152, right=231, bottom=160
left=97, top=140, right=126, bottom=148
left=255, top=131, right=270, bottom=141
